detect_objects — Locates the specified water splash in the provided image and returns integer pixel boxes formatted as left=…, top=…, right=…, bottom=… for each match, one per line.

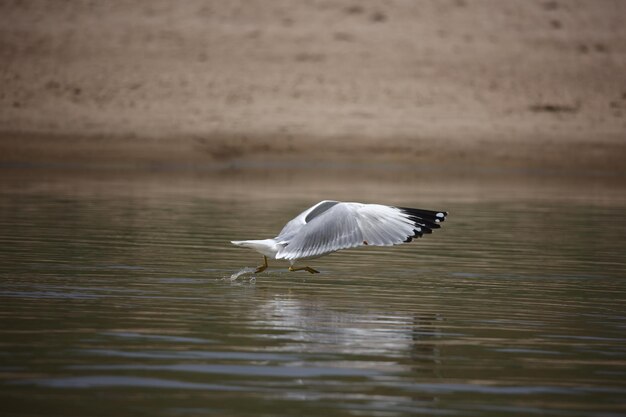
left=226, top=267, right=256, bottom=282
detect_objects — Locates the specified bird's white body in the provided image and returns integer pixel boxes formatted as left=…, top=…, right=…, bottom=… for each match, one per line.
left=231, top=200, right=448, bottom=272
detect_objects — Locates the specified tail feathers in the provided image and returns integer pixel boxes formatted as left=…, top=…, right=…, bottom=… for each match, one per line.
left=231, top=239, right=269, bottom=248
left=230, top=239, right=279, bottom=258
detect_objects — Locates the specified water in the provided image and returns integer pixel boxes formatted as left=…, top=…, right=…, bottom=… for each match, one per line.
left=1, top=173, right=626, bottom=416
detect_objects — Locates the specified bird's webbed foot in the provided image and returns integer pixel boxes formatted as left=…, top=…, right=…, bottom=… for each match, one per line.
left=288, top=265, right=320, bottom=274
left=254, top=256, right=268, bottom=273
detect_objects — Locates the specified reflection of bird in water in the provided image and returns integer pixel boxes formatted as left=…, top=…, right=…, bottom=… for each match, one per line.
left=231, top=200, right=448, bottom=274
left=255, top=296, right=446, bottom=407
left=255, top=296, right=432, bottom=357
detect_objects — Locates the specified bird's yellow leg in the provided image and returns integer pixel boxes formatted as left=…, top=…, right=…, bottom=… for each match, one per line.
left=288, top=265, right=320, bottom=274
left=254, top=256, right=268, bottom=273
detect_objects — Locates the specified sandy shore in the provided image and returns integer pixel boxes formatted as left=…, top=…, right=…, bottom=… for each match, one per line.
left=1, top=0, right=625, bottom=175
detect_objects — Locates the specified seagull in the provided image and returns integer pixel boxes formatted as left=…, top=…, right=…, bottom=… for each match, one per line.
left=231, top=200, right=448, bottom=274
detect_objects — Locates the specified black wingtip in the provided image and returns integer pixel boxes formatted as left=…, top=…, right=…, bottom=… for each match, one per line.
left=398, top=207, right=448, bottom=222
left=398, top=206, right=448, bottom=243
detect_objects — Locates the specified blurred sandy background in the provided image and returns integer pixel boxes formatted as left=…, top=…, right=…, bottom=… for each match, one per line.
left=1, top=0, right=625, bottom=175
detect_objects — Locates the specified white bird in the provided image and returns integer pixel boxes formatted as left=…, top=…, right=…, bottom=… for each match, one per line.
left=231, top=200, right=448, bottom=274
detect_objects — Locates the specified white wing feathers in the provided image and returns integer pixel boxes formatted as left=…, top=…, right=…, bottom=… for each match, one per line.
left=277, top=200, right=339, bottom=238
left=274, top=201, right=447, bottom=261
left=356, top=204, right=414, bottom=246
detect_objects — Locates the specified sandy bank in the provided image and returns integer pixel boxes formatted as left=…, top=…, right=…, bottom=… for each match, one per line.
left=1, top=1, right=625, bottom=174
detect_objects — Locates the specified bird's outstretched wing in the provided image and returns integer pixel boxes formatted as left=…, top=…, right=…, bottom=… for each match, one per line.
left=275, top=202, right=447, bottom=261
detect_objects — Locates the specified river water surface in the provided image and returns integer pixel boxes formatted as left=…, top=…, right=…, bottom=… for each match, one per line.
left=1, top=171, right=626, bottom=416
